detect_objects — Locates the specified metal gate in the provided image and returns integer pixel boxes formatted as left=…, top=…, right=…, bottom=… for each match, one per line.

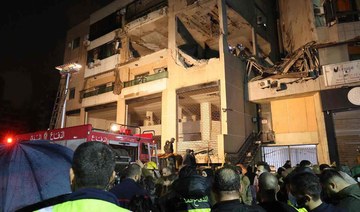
left=262, top=145, right=318, bottom=169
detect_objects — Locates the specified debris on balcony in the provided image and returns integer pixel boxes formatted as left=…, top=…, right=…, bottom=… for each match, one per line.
left=177, top=48, right=209, bottom=68
left=246, top=41, right=320, bottom=82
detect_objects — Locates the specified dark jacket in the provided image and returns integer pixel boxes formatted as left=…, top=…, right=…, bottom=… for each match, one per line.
left=335, top=183, right=360, bottom=212
left=159, top=175, right=211, bottom=211
left=212, top=199, right=265, bottom=212
left=310, top=202, right=347, bottom=212
left=109, top=178, right=149, bottom=208
left=258, top=201, right=297, bottom=212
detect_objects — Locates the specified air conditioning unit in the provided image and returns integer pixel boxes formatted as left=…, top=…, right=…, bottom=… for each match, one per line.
left=258, top=79, right=271, bottom=89
left=314, top=6, right=325, bottom=16
left=83, top=40, right=91, bottom=47
left=87, top=62, right=94, bottom=69
left=94, top=59, right=101, bottom=66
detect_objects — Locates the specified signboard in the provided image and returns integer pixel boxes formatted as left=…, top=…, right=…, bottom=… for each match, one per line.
left=323, top=60, right=360, bottom=86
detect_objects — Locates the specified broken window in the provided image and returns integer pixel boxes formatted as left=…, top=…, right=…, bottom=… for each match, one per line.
left=323, top=0, right=360, bottom=26
left=87, top=40, right=119, bottom=66
left=89, top=10, right=123, bottom=41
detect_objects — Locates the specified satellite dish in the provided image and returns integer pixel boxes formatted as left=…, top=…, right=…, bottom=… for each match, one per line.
left=347, top=87, right=360, bottom=106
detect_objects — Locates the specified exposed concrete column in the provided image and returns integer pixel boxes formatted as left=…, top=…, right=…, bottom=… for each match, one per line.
left=79, top=108, right=86, bottom=125
left=116, top=98, right=126, bottom=124
left=314, top=92, right=330, bottom=164
left=217, top=0, right=229, bottom=163
left=218, top=0, right=228, bottom=62
left=161, top=90, right=177, bottom=154
left=178, top=106, right=183, bottom=122
left=120, top=36, right=130, bottom=63
left=201, top=102, right=212, bottom=143
left=168, top=0, right=177, bottom=59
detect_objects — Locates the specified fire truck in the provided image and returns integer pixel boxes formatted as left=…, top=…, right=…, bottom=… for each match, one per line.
left=14, top=124, right=159, bottom=166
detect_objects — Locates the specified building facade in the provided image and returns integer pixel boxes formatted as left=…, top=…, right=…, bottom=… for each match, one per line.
left=248, top=0, right=360, bottom=168
left=58, top=0, right=360, bottom=167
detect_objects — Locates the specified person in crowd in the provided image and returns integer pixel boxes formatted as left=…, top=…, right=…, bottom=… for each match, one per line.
left=110, top=163, right=149, bottom=208
left=255, top=162, right=271, bottom=184
left=279, top=170, right=308, bottom=212
left=127, top=195, right=153, bottom=212
left=183, top=149, right=196, bottom=167
left=290, top=172, right=347, bottom=212
left=319, top=164, right=331, bottom=172
left=211, top=167, right=265, bottom=212
left=236, top=163, right=253, bottom=206
left=283, top=160, right=292, bottom=169
left=320, top=169, right=360, bottom=212
left=158, top=165, right=211, bottom=211
left=253, top=161, right=271, bottom=204
left=201, top=167, right=216, bottom=206
left=156, top=166, right=177, bottom=197
left=35, top=141, right=128, bottom=211
left=143, top=161, right=161, bottom=179
left=257, top=172, right=297, bottom=212
left=299, top=160, right=312, bottom=168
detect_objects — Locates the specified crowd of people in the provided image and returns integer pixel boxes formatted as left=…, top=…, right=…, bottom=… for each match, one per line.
left=18, top=142, right=360, bottom=212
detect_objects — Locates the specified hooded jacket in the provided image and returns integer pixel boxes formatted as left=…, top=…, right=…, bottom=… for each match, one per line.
left=159, top=175, right=211, bottom=211
left=335, top=183, right=360, bottom=212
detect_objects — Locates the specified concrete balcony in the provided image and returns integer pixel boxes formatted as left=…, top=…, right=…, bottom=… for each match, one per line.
left=81, top=89, right=118, bottom=108
left=248, top=59, right=360, bottom=103
left=84, top=54, right=119, bottom=78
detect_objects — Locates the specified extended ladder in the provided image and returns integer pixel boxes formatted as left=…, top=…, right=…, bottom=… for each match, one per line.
left=48, top=78, right=66, bottom=129
left=147, top=143, right=159, bottom=166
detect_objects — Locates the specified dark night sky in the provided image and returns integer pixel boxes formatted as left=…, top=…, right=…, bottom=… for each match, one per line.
left=0, top=0, right=112, bottom=137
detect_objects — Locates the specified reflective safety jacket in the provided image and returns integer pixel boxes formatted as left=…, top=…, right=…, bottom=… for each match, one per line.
left=36, top=188, right=128, bottom=212
left=38, top=199, right=128, bottom=212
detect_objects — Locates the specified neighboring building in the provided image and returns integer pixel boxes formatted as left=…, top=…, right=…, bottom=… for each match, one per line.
left=248, top=0, right=360, bottom=168
left=57, top=0, right=360, bottom=167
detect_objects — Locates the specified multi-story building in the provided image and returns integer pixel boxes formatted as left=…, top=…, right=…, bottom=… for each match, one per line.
left=57, top=0, right=360, bottom=168
left=248, top=0, right=360, bottom=168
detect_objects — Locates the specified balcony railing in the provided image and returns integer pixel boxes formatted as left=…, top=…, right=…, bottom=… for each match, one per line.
left=80, top=71, right=168, bottom=99
left=123, top=71, right=168, bottom=88
left=81, top=83, right=114, bottom=99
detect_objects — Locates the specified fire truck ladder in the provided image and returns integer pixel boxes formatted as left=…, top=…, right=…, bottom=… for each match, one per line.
left=49, top=78, right=66, bottom=130
left=147, top=143, right=159, bottom=165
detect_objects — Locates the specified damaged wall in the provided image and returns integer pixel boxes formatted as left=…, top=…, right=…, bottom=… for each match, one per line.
left=279, top=0, right=317, bottom=53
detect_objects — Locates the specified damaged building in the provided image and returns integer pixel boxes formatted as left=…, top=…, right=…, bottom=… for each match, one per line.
left=56, top=0, right=360, bottom=167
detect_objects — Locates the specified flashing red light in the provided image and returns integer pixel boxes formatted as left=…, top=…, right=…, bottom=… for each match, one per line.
left=6, top=137, right=13, bottom=144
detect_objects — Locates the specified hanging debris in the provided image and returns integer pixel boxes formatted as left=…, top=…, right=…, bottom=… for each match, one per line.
left=246, top=41, right=320, bottom=82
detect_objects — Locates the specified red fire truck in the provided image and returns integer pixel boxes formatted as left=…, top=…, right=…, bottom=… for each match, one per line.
left=14, top=124, right=158, bottom=165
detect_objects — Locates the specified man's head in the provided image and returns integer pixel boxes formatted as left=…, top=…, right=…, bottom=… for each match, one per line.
left=124, top=163, right=142, bottom=182
left=213, top=167, right=240, bottom=201
left=256, top=161, right=270, bottom=177
left=70, top=141, right=115, bottom=191
left=319, top=169, right=351, bottom=198
left=162, top=167, right=172, bottom=177
left=289, top=172, right=322, bottom=210
left=258, top=172, right=279, bottom=202
left=299, top=160, right=312, bottom=168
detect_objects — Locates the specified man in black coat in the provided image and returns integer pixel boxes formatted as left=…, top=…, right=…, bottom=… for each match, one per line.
left=211, top=167, right=265, bottom=212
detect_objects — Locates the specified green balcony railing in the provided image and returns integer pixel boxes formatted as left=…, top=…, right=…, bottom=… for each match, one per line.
left=80, top=71, right=168, bottom=99
left=123, top=71, right=168, bottom=88
left=81, top=83, right=114, bottom=99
